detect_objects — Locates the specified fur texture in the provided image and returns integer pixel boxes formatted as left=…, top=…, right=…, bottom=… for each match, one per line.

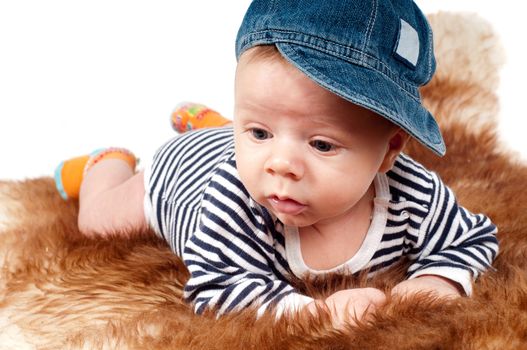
left=1, top=13, right=526, bottom=349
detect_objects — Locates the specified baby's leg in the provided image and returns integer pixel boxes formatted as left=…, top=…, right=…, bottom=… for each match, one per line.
left=56, top=148, right=147, bottom=237
left=171, top=102, right=231, bottom=133
left=78, top=159, right=147, bottom=236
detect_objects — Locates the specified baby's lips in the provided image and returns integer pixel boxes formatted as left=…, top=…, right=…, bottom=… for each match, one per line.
left=268, top=195, right=306, bottom=215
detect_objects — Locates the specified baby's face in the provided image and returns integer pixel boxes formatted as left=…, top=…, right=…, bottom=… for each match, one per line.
left=234, top=50, right=396, bottom=227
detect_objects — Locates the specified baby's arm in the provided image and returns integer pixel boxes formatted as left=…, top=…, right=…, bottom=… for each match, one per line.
left=185, top=217, right=386, bottom=324
left=186, top=229, right=386, bottom=325
left=185, top=215, right=387, bottom=325
left=395, top=173, right=498, bottom=298
left=182, top=180, right=303, bottom=315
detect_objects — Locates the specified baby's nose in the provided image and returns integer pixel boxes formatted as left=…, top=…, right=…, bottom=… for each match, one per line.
left=264, top=151, right=304, bottom=180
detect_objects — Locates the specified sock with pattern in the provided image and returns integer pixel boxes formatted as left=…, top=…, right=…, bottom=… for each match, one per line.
left=171, top=102, right=231, bottom=133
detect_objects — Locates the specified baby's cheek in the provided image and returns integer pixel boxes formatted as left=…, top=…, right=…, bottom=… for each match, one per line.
left=236, top=152, right=259, bottom=193
left=320, top=179, right=368, bottom=211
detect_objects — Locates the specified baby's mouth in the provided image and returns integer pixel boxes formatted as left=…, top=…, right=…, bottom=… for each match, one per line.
left=267, top=195, right=306, bottom=215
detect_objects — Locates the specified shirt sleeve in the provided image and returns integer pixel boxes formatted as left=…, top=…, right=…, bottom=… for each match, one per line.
left=407, top=173, right=499, bottom=295
left=182, top=162, right=312, bottom=316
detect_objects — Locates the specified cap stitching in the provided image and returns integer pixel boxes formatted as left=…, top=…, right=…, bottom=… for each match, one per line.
left=426, top=21, right=434, bottom=82
left=361, top=0, right=378, bottom=65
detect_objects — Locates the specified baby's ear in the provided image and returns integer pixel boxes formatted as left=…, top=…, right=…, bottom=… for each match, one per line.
left=379, top=128, right=410, bottom=173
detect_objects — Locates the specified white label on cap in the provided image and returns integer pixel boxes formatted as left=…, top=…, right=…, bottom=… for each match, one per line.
left=396, top=19, right=419, bottom=66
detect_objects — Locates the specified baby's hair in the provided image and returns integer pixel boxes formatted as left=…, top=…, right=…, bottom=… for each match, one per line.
left=240, top=45, right=287, bottom=65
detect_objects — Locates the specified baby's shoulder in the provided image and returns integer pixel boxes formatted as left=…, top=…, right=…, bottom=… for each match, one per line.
left=388, top=154, right=443, bottom=185
left=385, top=153, right=438, bottom=206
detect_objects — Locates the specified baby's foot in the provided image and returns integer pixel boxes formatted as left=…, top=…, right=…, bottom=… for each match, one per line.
left=171, top=102, right=231, bottom=133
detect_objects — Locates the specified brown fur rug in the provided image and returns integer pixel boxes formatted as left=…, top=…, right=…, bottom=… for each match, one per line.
left=1, top=13, right=526, bottom=349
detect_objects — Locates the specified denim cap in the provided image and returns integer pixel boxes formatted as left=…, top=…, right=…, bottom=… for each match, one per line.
left=235, top=0, right=445, bottom=156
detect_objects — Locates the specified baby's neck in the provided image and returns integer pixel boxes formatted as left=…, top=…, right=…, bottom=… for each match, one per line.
left=298, top=184, right=374, bottom=270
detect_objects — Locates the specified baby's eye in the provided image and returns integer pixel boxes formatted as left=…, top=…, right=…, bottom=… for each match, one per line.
left=250, top=128, right=271, bottom=140
left=310, top=140, right=335, bottom=153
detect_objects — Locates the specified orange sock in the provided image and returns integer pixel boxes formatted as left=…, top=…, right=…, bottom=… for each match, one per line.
left=171, top=102, right=231, bottom=133
left=54, top=148, right=136, bottom=200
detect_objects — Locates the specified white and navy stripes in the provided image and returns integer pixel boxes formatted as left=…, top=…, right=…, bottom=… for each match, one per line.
left=145, top=128, right=498, bottom=315
left=148, top=127, right=234, bottom=256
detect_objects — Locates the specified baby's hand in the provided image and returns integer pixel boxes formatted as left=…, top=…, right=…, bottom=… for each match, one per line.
left=391, top=275, right=463, bottom=299
left=308, top=288, right=387, bottom=329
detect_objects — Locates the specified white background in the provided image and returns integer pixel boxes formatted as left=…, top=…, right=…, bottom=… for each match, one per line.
left=0, top=0, right=525, bottom=180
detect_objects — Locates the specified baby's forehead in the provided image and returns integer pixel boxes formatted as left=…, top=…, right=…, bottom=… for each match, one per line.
left=236, top=46, right=397, bottom=137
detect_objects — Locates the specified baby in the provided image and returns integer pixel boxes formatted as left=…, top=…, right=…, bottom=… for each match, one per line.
left=54, top=0, right=498, bottom=326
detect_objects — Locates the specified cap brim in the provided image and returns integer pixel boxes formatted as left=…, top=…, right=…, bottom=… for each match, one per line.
left=276, top=43, right=446, bottom=156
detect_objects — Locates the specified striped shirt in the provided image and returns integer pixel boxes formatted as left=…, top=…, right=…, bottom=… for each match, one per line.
left=144, top=127, right=498, bottom=315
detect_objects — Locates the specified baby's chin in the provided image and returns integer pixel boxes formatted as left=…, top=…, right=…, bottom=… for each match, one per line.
left=269, top=210, right=315, bottom=228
